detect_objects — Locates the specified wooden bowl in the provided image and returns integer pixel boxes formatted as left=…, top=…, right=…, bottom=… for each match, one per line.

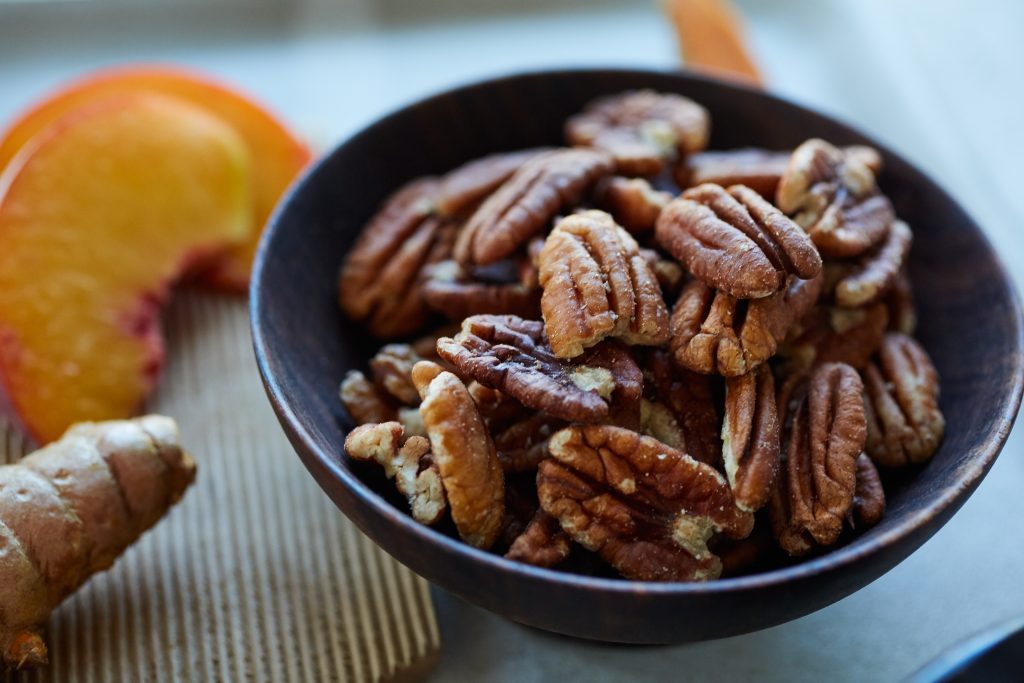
left=250, top=68, right=1024, bottom=643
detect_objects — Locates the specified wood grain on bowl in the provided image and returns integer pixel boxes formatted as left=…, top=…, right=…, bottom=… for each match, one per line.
left=250, top=69, right=1024, bottom=643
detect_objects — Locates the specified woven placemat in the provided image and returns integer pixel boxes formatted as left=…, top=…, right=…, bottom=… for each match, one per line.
left=1, top=293, right=440, bottom=682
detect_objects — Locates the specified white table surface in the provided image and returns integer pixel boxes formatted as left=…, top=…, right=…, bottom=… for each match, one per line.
left=2, top=1, right=1022, bottom=680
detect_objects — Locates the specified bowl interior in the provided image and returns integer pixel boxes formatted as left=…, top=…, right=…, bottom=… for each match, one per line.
left=251, top=68, right=1023, bottom=639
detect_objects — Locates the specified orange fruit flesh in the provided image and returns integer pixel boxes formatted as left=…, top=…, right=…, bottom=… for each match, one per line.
left=0, top=66, right=310, bottom=291
left=0, top=92, right=251, bottom=442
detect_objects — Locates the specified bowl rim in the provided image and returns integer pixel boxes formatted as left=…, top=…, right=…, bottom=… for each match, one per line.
left=251, top=66, right=1024, bottom=596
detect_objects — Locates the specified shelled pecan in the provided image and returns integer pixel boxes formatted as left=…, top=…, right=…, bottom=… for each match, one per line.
left=643, top=350, right=721, bottom=465
left=539, top=211, right=669, bottom=357
left=781, top=303, right=889, bottom=372
left=677, top=148, right=790, bottom=198
left=832, top=220, right=912, bottom=308
left=593, top=176, right=672, bottom=233
left=722, top=365, right=781, bottom=512
left=505, top=509, right=572, bottom=568
left=369, top=344, right=423, bottom=406
left=339, top=370, right=398, bottom=425
left=852, top=453, right=886, bottom=528
left=656, top=183, right=821, bottom=299
left=565, top=90, right=710, bottom=175
left=862, top=333, right=944, bottom=467
left=538, top=425, right=753, bottom=581
left=437, top=148, right=550, bottom=217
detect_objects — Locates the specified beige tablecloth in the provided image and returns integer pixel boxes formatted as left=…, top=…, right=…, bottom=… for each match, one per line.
left=1, top=294, right=440, bottom=682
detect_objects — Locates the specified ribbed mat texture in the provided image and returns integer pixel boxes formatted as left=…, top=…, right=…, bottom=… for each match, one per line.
left=1, top=293, right=440, bottom=682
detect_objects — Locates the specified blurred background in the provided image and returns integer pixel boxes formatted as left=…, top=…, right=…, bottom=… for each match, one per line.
left=2, top=1, right=1022, bottom=681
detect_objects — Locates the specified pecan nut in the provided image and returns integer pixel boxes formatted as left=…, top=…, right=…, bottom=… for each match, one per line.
left=412, top=361, right=505, bottom=549
left=640, top=248, right=686, bottom=297
left=852, top=452, right=885, bottom=528
left=422, top=260, right=541, bottom=320
left=644, top=350, right=721, bottom=465
left=639, top=399, right=686, bottom=451
left=504, top=509, right=572, bottom=568
left=769, top=363, right=866, bottom=555
left=862, top=333, right=944, bottom=467
left=722, top=365, right=781, bottom=512
left=776, top=138, right=895, bottom=258
left=677, top=148, right=790, bottom=198
left=593, top=176, right=671, bottom=233
left=670, top=275, right=822, bottom=376
left=656, top=183, right=822, bottom=299
left=338, top=178, right=446, bottom=337
left=339, top=370, right=398, bottom=425
left=437, top=148, right=550, bottom=217
left=437, top=315, right=636, bottom=423
left=344, top=423, right=447, bottom=525
left=369, top=344, right=423, bottom=406
left=885, top=269, right=916, bottom=335
left=537, top=425, right=754, bottom=581
left=539, top=210, right=670, bottom=357
left=833, top=220, right=912, bottom=308
left=494, top=413, right=564, bottom=473
left=782, top=303, right=888, bottom=373
left=454, top=148, right=613, bottom=265
left=565, top=90, right=710, bottom=175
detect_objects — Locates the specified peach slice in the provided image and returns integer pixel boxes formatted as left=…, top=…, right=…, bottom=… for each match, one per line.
left=0, top=92, right=251, bottom=443
left=0, top=66, right=311, bottom=291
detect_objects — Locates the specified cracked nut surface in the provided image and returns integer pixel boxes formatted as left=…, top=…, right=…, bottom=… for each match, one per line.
left=833, top=220, right=912, bottom=308
left=437, top=148, right=550, bottom=217
left=340, top=370, right=398, bottom=425
left=656, top=183, right=821, bottom=299
left=504, top=509, right=572, bottom=568
left=565, top=90, right=710, bottom=175
left=539, top=210, right=670, bottom=357
left=776, top=138, right=895, bottom=258
left=593, top=176, right=671, bottom=233
left=863, top=333, right=944, bottom=467
left=644, top=349, right=721, bottom=465
left=722, top=365, right=781, bottom=512
left=338, top=177, right=446, bottom=337
left=537, top=425, right=754, bottom=581
left=344, top=423, right=447, bottom=525
left=436, top=315, right=629, bottom=423
left=670, top=275, right=822, bottom=376
left=412, top=361, right=505, bottom=548
left=454, top=148, right=612, bottom=265
left=852, top=452, right=885, bottom=528
left=369, top=344, right=423, bottom=406
left=769, top=362, right=866, bottom=556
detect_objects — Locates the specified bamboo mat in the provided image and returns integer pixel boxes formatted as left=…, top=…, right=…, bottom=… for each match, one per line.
left=1, top=292, right=440, bottom=682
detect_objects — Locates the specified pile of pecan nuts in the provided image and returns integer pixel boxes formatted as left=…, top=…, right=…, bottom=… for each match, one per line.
left=336, top=90, right=946, bottom=582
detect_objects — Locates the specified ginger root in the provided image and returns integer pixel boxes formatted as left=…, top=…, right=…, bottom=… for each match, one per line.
left=0, top=415, right=196, bottom=670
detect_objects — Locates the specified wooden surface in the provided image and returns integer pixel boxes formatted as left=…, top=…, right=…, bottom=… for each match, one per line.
left=0, top=294, right=440, bottom=682
left=250, top=67, right=1022, bottom=644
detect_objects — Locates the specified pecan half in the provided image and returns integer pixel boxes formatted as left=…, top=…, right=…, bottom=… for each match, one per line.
left=454, top=148, right=613, bottom=265
left=504, top=509, right=572, bottom=568
left=437, top=315, right=639, bottom=423
left=776, top=138, right=895, bottom=258
left=412, top=361, right=505, bottom=548
left=722, top=365, right=781, bottom=512
left=565, top=90, right=710, bottom=176
left=593, top=176, right=672, bottom=233
left=640, top=248, right=686, bottom=297
left=437, top=148, right=550, bottom=217
left=833, top=220, right=912, bottom=308
left=422, top=260, right=541, bottom=320
left=339, top=370, right=397, bottom=425
left=539, top=211, right=670, bottom=357
left=863, top=333, right=945, bottom=467
left=369, top=344, right=423, bottom=406
left=885, top=269, right=916, bottom=335
left=769, top=363, right=866, bottom=555
left=782, top=303, right=889, bottom=373
left=538, top=425, right=754, bottom=581
left=644, top=350, right=721, bottom=465
left=670, top=275, right=822, bottom=376
left=344, top=423, right=447, bottom=525
left=852, top=452, right=885, bottom=528
left=656, top=183, right=822, bottom=299
left=494, top=413, right=564, bottom=473
left=338, top=178, right=445, bottom=337
left=677, top=148, right=790, bottom=198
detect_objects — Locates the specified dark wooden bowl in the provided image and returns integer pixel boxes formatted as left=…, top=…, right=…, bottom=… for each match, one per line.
left=250, top=68, right=1024, bottom=643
